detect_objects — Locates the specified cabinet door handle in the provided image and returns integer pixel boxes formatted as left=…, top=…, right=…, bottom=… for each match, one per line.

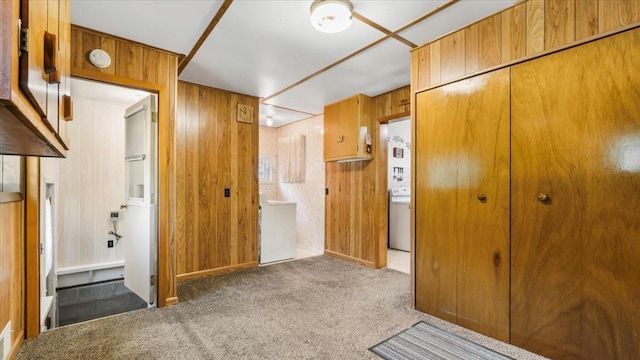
left=477, top=193, right=487, bottom=202
left=43, top=31, right=58, bottom=75
left=44, top=31, right=60, bottom=84
left=62, top=95, right=73, bottom=121
left=537, top=193, right=550, bottom=203
left=337, top=135, right=344, bottom=143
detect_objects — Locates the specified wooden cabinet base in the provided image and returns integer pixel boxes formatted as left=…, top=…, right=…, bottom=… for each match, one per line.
left=0, top=106, right=64, bottom=157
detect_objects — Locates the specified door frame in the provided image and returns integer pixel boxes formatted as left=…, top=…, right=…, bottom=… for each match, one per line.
left=375, top=112, right=411, bottom=277
left=25, top=73, right=168, bottom=338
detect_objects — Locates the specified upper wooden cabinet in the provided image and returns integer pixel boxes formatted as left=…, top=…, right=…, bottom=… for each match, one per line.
left=323, top=94, right=373, bottom=162
left=0, top=0, right=70, bottom=157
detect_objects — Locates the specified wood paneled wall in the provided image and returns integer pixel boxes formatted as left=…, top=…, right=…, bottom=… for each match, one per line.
left=374, top=86, right=411, bottom=121
left=70, top=25, right=179, bottom=306
left=175, top=81, right=259, bottom=280
left=0, top=200, right=25, bottom=358
left=324, top=86, right=410, bottom=268
left=411, top=0, right=640, bottom=91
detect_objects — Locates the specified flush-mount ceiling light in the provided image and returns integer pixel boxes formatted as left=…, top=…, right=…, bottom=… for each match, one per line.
left=310, top=0, right=353, bottom=34
left=266, top=116, right=274, bottom=127
left=89, top=49, right=111, bottom=68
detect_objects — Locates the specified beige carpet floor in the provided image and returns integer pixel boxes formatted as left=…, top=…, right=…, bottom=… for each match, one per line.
left=17, top=255, right=546, bottom=359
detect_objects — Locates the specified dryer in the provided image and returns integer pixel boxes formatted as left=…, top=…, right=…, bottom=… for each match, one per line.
left=389, top=187, right=410, bottom=251
left=259, top=194, right=297, bottom=264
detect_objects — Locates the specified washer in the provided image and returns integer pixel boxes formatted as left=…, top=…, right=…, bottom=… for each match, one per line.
left=389, top=187, right=410, bottom=251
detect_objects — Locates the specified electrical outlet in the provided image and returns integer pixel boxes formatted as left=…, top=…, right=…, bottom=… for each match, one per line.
left=107, top=240, right=114, bottom=248
left=110, top=211, right=119, bottom=219
left=224, top=188, right=230, bottom=197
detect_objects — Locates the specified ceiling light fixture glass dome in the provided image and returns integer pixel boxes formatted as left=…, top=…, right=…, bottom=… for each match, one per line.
left=310, top=0, right=353, bottom=34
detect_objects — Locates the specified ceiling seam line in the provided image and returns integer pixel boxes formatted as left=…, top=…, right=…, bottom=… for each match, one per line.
left=394, top=0, right=460, bottom=35
left=178, top=0, right=234, bottom=75
left=261, top=36, right=389, bottom=103
left=259, top=102, right=317, bottom=116
left=261, top=0, right=460, bottom=103
left=352, top=11, right=417, bottom=48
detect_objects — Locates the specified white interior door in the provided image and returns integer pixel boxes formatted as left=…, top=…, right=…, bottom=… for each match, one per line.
left=123, top=95, right=157, bottom=305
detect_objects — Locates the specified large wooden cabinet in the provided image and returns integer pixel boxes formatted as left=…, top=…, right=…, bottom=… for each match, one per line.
left=323, top=94, right=373, bottom=162
left=415, top=68, right=510, bottom=342
left=415, top=27, right=640, bottom=359
left=0, top=0, right=70, bottom=157
left=511, top=27, right=640, bottom=359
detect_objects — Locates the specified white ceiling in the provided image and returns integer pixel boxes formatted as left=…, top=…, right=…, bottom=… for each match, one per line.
left=71, top=0, right=517, bottom=127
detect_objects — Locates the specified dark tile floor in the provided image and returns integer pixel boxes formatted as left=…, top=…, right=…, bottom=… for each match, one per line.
left=57, top=279, right=147, bottom=326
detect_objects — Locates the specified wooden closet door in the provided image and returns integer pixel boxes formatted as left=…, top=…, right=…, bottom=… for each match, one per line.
left=511, top=28, right=640, bottom=359
left=455, top=68, right=510, bottom=341
left=416, top=85, right=460, bottom=325
left=415, top=68, right=510, bottom=341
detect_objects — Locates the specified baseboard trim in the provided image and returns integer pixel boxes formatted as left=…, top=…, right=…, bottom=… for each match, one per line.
left=176, top=261, right=258, bottom=282
left=324, top=250, right=375, bottom=268
left=164, top=297, right=179, bottom=306
left=8, top=330, right=24, bottom=360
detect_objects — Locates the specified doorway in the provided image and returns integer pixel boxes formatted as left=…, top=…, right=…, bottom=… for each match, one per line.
left=380, top=117, right=411, bottom=274
left=41, top=78, right=158, bottom=328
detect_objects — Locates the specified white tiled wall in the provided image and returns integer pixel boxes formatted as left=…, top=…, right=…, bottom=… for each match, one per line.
left=258, top=115, right=325, bottom=254
left=258, top=126, right=279, bottom=201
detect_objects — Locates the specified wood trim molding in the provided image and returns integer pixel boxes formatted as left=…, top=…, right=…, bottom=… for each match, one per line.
left=324, top=250, right=376, bottom=268
left=352, top=12, right=417, bottom=48
left=258, top=102, right=317, bottom=116
left=378, top=111, right=410, bottom=124
left=71, top=67, right=165, bottom=92
left=0, top=193, right=22, bottom=203
left=71, top=25, right=181, bottom=56
left=8, top=331, right=24, bottom=360
left=262, top=37, right=389, bottom=103
left=410, top=90, right=416, bottom=309
left=262, top=0, right=459, bottom=104
left=176, top=261, right=258, bottom=282
left=397, top=0, right=460, bottom=37
left=25, top=157, right=40, bottom=339
left=165, top=297, right=179, bottom=306
left=178, top=0, right=234, bottom=74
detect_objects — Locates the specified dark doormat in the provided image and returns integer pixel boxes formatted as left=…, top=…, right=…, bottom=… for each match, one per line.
left=370, top=321, right=514, bottom=360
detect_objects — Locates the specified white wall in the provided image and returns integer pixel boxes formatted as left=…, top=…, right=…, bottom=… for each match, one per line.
left=57, top=97, right=127, bottom=268
left=258, top=115, right=325, bottom=254
left=387, top=119, right=411, bottom=189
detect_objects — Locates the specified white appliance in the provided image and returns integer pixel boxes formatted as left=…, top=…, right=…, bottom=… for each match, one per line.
left=389, top=187, right=410, bottom=251
left=259, top=194, right=297, bottom=264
